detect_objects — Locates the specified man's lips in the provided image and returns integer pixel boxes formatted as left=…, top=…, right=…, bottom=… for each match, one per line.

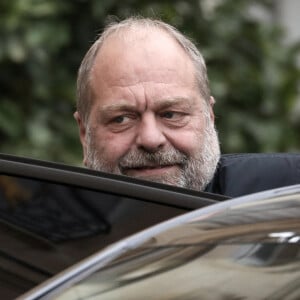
left=121, top=165, right=177, bottom=176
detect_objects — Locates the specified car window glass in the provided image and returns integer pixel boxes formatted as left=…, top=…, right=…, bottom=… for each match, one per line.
left=0, top=174, right=187, bottom=300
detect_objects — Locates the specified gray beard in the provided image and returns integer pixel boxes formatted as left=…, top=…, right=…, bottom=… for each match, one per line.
left=85, top=119, right=220, bottom=191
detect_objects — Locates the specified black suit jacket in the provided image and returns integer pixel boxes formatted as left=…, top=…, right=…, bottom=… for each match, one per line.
left=205, top=153, right=300, bottom=198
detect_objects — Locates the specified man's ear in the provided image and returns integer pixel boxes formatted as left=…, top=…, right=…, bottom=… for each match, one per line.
left=74, top=111, right=88, bottom=166
left=208, top=96, right=215, bottom=123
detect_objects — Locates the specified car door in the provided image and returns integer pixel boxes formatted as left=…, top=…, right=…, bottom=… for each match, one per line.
left=0, top=153, right=226, bottom=299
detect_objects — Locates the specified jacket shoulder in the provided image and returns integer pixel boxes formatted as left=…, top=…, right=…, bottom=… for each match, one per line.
left=206, top=153, right=300, bottom=197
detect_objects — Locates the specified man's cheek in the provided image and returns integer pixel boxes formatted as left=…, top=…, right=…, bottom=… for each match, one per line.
left=100, top=139, right=130, bottom=163
left=169, top=133, right=199, bottom=155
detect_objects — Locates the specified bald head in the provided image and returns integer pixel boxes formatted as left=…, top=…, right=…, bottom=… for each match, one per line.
left=76, top=17, right=211, bottom=125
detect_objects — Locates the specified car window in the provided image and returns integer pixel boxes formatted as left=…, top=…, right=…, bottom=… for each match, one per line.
left=0, top=174, right=190, bottom=299
left=0, top=154, right=226, bottom=299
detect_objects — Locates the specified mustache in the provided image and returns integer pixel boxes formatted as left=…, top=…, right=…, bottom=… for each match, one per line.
left=119, top=148, right=188, bottom=170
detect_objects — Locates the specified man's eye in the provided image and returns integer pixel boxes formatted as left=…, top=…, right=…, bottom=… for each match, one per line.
left=107, top=114, right=137, bottom=132
left=112, top=115, right=126, bottom=123
left=162, top=111, right=175, bottom=119
left=160, top=111, right=190, bottom=127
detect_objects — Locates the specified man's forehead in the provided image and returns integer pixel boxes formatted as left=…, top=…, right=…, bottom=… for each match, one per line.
left=92, top=32, right=194, bottom=81
left=94, top=26, right=189, bottom=66
left=88, top=25, right=199, bottom=107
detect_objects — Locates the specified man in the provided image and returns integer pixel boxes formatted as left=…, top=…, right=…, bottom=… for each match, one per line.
left=74, top=17, right=220, bottom=192
left=74, top=17, right=299, bottom=197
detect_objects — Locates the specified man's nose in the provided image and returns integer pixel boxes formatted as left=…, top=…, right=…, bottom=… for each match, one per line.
left=136, top=114, right=167, bottom=152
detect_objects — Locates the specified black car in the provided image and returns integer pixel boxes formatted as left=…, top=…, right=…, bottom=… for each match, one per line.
left=0, top=153, right=225, bottom=299
left=1, top=154, right=299, bottom=299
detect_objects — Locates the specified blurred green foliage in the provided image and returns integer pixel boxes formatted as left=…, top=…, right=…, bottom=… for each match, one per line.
left=0, top=0, right=299, bottom=165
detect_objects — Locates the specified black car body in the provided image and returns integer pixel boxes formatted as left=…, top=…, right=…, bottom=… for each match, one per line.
left=0, top=153, right=225, bottom=299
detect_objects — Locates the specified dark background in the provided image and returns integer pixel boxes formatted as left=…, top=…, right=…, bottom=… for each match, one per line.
left=1, top=0, right=299, bottom=166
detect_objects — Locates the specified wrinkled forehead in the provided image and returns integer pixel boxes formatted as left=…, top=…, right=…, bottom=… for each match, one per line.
left=96, top=27, right=190, bottom=62
left=90, top=27, right=197, bottom=89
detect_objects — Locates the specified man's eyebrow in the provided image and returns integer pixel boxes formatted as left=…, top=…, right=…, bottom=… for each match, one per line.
left=155, top=97, right=191, bottom=110
left=99, top=103, right=137, bottom=114
left=97, top=97, right=192, bottom=118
